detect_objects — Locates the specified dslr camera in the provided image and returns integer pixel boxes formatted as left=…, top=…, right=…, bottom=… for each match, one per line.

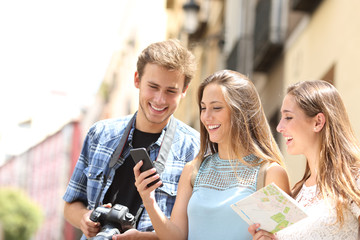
left=88, top=204, right=136, bottom=240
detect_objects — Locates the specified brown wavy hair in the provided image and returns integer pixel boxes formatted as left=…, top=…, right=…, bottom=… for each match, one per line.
left=288, top=80, right=360, bottom=225
left=195, top=70, right=284, bottom=168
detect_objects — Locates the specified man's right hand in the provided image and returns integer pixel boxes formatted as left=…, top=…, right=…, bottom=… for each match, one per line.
left=64, top=201, right=101, bottom=238
left=81, top=210, right=101, bottom=239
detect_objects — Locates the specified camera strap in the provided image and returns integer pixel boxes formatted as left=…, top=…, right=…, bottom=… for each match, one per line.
left=108, top=113, right=136, bottom=168
left=97, top=112, right=176, bottom=224
left=108, top=112, right=176, bottom=173
left=152, top=116, right=176, bottom=174
left=93, top=114, right=138, bottom=209
left=133, top=116, right=176, bottom=226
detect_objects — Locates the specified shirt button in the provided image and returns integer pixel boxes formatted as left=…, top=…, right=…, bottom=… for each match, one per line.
left=89, top=173, right=91, bottom=177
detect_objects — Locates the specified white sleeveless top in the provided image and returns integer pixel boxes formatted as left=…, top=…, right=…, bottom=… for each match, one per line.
left=276, top=181, right=360, bottom=240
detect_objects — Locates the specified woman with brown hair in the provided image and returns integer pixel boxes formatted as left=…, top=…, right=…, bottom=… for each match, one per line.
left=250, top=80, right=360, bottom=239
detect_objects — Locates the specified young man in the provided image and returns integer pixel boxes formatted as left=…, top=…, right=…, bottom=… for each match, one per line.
left=63, top=39, right=200, bottom=239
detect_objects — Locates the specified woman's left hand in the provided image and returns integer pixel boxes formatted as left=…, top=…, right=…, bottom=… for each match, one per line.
left=248, top=224, right=277, bottom=240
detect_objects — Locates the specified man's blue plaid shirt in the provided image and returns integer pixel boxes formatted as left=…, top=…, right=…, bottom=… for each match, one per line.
left=63, top=114, right=200, bottom=236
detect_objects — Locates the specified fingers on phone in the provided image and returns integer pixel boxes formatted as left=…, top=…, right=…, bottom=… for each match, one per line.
left=135, top=160, right=143, bottom=168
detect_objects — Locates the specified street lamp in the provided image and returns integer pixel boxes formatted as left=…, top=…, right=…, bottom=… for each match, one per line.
left=182, top=0, right=200, bottom=34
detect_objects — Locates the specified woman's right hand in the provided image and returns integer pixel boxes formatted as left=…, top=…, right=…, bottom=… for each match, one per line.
left=248, top=224, right=277, bottom=240
left=133, top=160, right=162, bottom=205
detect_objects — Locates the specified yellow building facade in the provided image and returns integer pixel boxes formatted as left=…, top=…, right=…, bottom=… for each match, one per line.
left=255, top=0, right=360, bottom=184
left=89, top=0, right=360, bottom=186
left=173, top=0, right=360, bottom=185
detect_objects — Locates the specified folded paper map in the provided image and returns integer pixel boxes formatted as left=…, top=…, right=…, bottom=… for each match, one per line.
left=231, top=182, right=308, bottom=233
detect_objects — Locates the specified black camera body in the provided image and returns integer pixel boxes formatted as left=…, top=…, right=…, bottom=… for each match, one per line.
left=88, top=204, right=136, bottom=240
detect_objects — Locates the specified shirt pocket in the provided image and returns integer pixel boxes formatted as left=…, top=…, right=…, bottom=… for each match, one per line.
left=158, top=181, right=177, bottom=197
left=83, top=167, right=104, bottom=203
left=155, top=181, right=177, bottom=218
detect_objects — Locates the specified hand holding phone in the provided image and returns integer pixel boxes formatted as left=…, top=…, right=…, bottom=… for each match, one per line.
left=130, top=148, right=163, bottom=188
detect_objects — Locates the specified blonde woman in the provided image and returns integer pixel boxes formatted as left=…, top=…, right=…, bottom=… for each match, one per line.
left=132, top=70, right=290, bottom=240
left=249, top=80, right=360, bottom=239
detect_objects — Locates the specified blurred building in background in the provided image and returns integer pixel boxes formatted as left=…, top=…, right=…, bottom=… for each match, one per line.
left=1, top=0, right=360, bottom=239
left=270, top=0, right=360, bottom=183
left=0, top=121, right=81, bottom=239
left=81, top=0, right=168, bottom=133
left=172, top=0, right=360, bottom=185
left=0, top=0, right=168, bottom=239
left=84, top=0, right=360, bottom=186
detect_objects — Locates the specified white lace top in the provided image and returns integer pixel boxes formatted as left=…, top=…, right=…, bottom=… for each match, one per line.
left=276, top=182, right=360, bottom=240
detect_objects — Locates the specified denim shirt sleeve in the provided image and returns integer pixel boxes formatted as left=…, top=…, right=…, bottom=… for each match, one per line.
left=63, top=124, right=98, bottom=207
left=62, top=117, right=130, bottom=209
